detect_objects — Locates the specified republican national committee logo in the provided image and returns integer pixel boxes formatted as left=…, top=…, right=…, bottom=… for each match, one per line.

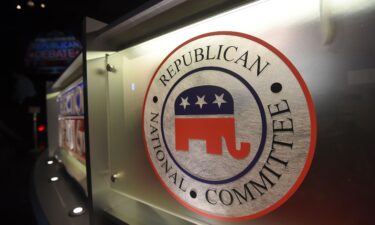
left=142, top=31, right=316, bottom=221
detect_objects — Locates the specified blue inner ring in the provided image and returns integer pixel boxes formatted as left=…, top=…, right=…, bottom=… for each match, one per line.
left=160, top=66, right=267, bottom=185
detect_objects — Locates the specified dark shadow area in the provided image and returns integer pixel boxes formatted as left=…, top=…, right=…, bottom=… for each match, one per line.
left=0, top=138, right=38, bottom=225
left=0, top=1, right=153, bottom=224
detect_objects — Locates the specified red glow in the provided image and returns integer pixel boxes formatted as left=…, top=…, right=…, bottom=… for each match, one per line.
left=37, top=125, right=46, bottom=132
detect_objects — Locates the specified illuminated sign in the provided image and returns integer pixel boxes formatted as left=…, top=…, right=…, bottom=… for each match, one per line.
left=58, top=80, right=85, bottom=164
left=143, top=32, right=316, bottom=220
left=26, top=31, right=81, bottom=74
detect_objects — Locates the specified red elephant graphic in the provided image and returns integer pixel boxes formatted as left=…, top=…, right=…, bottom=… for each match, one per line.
left=174, top=85, right=250, bottom=160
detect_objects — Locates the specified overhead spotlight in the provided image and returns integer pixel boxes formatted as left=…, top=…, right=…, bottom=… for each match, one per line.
left=69, top=206, right=86, bottom=217
left=47, top=160, right=54, bottom=165
left=16, top=4, right=22, bottom=10
left=27, top=0, right=35, bottom=7
left=41, top=3, right=46, bottom=8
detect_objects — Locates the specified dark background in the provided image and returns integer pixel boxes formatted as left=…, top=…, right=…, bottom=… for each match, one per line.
left=0, top=1, right=156, bottom=224
left=1, top=1, right=375, bottom=225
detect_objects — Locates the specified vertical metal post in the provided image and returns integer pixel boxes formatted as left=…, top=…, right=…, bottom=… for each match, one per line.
left=33, top=112, right=38, bottom=150
left=29, top=106, right=41, bottom=151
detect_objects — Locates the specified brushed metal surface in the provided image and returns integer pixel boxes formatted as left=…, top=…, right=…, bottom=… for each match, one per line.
left=88, top=0, right=375, bottom=224
left=46, top=92, right=59, bottom=157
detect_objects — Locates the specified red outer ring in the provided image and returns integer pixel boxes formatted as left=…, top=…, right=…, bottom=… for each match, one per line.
left=141, top=31, right=317, bottom=221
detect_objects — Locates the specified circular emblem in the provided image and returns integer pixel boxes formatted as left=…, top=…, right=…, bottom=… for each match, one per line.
left=142, top=31, right=316, bottom=220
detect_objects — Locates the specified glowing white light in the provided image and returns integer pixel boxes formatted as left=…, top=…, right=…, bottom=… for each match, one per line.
left=131, top=83, right=136, bottom=91
left=27, top=1, right=35, bottom=7
left=47, top=160, right=54, bottom=165
left=50, top=177, right=59, bottom=182
left=41, top=3, right=46, bottom=8
left=73, top=207, right=83, bottom=214
left=328, top=0, right=375, bottom=15
left=16, top=5, right=22, bottom=10
left=132, top=0, right=318, bottom=55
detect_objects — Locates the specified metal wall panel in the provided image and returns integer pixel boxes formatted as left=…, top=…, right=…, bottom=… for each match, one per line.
left=46, top=92, right=59, bottom=157
left=87, top=0, right=375, bottom=224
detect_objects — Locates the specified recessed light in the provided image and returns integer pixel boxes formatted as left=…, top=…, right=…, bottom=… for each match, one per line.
left=16, top=5, right=22, bottom=10
left=47, top=160, right=54, bottom=165
left=41, top=3, right=46, bottom=8
left=69, top=206, right=86, bottom=216
left=50, top=177, right=59, bottom=182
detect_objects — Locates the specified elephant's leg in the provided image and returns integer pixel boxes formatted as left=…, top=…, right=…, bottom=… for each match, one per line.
left=175, top=118, right=190, bottom=151
left=206, top=133, right=223, bottom=155
left=203, top=118, right=233, bottom=155
left=223, top=119, right=251, bottom=159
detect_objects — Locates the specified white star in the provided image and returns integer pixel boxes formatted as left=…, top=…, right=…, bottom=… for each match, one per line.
left=179, top=97, right=190, bottom=110
left=213, top=93, right=227, bottom=108
left=195, top=95, right=207, bottom=109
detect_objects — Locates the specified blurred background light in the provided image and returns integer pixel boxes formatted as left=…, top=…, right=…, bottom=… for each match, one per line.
left=27, top=1, right=35, bottom=8
left=37, top=124, right=46, bottom=132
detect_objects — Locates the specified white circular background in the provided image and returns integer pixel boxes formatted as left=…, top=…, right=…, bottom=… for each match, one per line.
left=143, top=33, right=314, bottom=219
